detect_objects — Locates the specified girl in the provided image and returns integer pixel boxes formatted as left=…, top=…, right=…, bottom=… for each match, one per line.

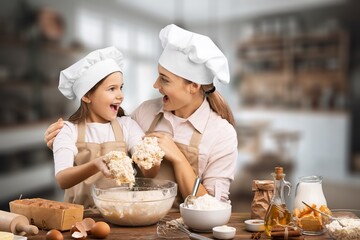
left=53, top=46, right=144, bottom=208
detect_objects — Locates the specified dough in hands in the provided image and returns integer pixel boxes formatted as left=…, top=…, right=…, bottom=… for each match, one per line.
left=104, top=151, right=135, bottom=186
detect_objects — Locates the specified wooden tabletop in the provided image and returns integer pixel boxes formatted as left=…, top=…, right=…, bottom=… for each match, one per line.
left=27, top=212, right=333, bottom=240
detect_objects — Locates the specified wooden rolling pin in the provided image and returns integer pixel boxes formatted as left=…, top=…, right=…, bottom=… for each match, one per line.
left=0, top=210, right=39, bottom=236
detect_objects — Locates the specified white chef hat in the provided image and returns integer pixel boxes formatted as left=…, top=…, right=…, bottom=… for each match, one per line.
left=158, top=24, right=229, bottom=85
left=58, top=46, right=124, bottom=103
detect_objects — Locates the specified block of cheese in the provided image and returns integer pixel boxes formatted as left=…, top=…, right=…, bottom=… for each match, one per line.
left=0, top=231, right=14, bottom=240
left=9, top=198, right=83, bottom=231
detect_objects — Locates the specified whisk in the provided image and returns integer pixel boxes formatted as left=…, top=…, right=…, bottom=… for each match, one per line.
left=157, top=216, right=212, bottom=240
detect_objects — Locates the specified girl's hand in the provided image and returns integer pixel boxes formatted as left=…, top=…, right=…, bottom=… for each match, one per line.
left=94, top=156, right=112, bottom=178
left=145, top=132, right=185, bottom=164
left=44, top=118, right=64, bottom=150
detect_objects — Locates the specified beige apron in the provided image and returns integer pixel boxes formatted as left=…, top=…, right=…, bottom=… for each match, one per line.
left=64, top=120, right=127, bottom=209
left=147, top=113, right=202, bottom=209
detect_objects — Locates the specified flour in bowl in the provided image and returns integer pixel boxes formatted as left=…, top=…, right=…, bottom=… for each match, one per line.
left=93, top=187, right=176, bottom=226
left=187, top=194, right=230, bottom=210
left=326, top=218, right=360, bottom=240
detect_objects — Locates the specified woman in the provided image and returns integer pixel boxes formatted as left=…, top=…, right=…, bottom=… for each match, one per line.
left=45, top=24, right=238, bottom=207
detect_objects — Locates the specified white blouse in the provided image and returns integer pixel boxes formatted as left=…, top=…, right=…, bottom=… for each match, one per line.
left=131, top=98, right=238, bottom=200
left=53, top=116, right=144, bottom=175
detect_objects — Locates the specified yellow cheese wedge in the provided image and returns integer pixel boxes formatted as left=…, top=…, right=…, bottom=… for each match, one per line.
left=0, top=231, right=14, bottom=240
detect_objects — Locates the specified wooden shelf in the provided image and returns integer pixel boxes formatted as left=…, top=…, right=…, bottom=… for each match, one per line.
left=237, top=30, right=349, bottom=110
left=293, top=47, right=339, bottom=59
left=0, top=162, right=55, bottom=201
left=0, top=121, right=52, bottom=153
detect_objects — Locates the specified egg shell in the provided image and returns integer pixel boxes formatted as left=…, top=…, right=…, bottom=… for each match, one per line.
left=46, top=229, right=64, bottom=240
left=82, top=218, right=96, bottom=232
left=91, top=221, right=111, bottom=238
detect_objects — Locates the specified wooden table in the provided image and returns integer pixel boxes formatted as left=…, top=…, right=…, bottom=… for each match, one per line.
left=27, top=212, right=333, bottom=239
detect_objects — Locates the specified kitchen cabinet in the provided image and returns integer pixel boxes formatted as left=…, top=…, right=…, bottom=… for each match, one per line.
left=236, top=30, right=349, bottom=110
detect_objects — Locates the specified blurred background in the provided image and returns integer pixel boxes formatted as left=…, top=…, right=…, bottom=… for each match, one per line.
left=0, top=0, right=359, bottom=212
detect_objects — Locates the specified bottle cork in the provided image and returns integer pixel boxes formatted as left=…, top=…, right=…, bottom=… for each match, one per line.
left=275, top=167, right=284, bottom=180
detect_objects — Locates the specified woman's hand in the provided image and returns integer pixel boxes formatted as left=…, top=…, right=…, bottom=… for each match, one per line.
left=44, top=118, right=64, bottom=150
left=145, top=132, right=186, bottom=164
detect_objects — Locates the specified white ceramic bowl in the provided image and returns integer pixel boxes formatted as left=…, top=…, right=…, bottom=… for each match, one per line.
left=179, top=203, right=232, bottom=232
left=212, top=225, right=236, bottom=239
left=244, top=219, right=265, bottom=232
left=92, top=178, right=177, bottom=226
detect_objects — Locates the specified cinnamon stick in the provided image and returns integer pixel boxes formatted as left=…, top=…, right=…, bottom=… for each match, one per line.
left=271, top=226, right=298, bottom=232
left=271, top=229, right=301, bottom=237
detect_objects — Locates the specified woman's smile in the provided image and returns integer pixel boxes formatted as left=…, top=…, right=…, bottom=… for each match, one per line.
left=163, top=95, right=169, bottom=103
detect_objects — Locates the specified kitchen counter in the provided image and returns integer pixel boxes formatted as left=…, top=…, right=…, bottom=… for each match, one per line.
left=27, top=212, right=334, bottom=239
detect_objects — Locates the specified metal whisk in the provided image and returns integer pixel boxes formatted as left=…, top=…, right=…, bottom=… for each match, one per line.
left=157, top=216, right=212, bottom=240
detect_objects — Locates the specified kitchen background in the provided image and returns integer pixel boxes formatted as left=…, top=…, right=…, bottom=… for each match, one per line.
left=0, top=0, right=359, bottom=212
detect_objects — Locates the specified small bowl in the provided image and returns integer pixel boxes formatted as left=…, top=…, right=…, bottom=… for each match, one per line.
left=213, top=225, right=236, bottom=239
left=180, top=203, right=231, bottom=232
left=244, top=219, right=265, bottom=232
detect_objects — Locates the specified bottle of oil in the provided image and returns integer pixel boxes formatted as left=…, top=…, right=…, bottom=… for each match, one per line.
left=264, top=167, right=292, bottom=236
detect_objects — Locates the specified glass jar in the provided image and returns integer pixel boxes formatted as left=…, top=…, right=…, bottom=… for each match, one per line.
left=294, top=175, right=327, bottom=235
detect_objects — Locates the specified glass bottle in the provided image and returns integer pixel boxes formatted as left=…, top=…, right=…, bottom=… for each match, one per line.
left=264, top=167, right=292, bottom=237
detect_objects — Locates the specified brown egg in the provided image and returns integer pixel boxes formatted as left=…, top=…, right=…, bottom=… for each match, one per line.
left=91, top=221, right=110, bottom=238
left=46, top=229, right=64, bottom=240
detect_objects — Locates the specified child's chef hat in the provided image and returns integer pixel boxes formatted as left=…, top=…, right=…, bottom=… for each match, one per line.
left=158, top=24, right=229, bottom=85
left=59, top=46, right=123, bottom=102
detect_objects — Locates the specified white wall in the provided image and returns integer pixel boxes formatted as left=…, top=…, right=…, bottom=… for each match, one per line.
left=236, top=109, right=360, bottom=209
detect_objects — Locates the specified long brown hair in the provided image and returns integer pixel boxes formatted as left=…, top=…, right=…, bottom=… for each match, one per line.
left=202, top=83, right=235, bottom=127
left=68, top=78, right=125, bottom=124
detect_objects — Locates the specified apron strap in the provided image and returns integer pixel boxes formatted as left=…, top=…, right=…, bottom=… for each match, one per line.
left=111, top=119, right=124, bottom=141
left=147, top=112, right=202, bottom=148
left=77, top=121, right=124, bottom=142
left=77, top=122, right=86, bottom=142
left=189, top=130, right=202, bottom=148
left=146, top=113, right=163, bottom=133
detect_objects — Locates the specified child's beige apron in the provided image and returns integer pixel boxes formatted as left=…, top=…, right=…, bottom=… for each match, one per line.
left=147, top=113, right=203, bottom=210
left=64, top=120, right=127, bottom=209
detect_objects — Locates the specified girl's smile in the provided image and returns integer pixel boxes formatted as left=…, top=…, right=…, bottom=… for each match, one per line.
left=84, top=72, right=124, bottom=123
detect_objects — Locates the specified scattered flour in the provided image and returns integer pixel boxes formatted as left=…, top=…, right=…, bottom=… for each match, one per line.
left=186, top=194, right=230, bottom=210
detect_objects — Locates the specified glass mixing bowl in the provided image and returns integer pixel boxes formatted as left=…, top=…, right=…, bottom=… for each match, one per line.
left=92, top=177, right=177, bottom=226
left=325, top=209, right=360, bottom=240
